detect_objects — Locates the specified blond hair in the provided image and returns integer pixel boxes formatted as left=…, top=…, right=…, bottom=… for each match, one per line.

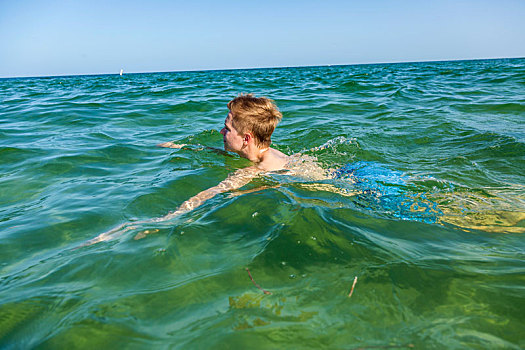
left=227, top=94, right=282, bottom=148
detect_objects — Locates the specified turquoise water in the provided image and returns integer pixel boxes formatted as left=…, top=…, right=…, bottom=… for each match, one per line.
left=1, top=59, right=524, bottom=349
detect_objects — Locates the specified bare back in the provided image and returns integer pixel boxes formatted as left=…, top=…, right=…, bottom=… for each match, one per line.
left=257, top=148, right=329, bottom=181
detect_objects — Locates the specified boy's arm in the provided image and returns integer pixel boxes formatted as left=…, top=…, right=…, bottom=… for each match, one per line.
left=157, top=166, right=261, bottom=221
left=157, top=141, right=187, bottom=149
left=82, top=166, right=262, bottom=245
left=158, top=141, right=229, bottom=156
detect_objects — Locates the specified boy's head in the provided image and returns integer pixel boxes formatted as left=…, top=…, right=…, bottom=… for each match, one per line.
left=226, top=94, right=282, bottom=148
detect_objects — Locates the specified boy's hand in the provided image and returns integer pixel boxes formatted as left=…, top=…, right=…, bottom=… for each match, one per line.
left=157, top=142, right=187, bottom=149
left=77, top=223, right=136, bottom=248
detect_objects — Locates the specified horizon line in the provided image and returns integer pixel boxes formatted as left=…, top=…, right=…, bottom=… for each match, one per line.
left=2, top=56, right=524, bottom=80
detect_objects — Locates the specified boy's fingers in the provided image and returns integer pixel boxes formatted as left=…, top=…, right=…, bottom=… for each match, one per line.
left=134, top=229, right=159, bottom=240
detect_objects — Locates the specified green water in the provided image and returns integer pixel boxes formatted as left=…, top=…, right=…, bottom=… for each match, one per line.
left=1, top=59, right=524, bottom=349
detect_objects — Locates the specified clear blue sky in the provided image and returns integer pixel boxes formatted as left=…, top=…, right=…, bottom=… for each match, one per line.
left=1, top=0, right=524, bottom=78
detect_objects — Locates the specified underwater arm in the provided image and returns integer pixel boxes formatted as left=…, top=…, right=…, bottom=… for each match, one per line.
left=156, top=166, right=261, bottom=221
left=157, top=141, right=187, bottom=149
left=157, top=141, right=228, bottom=155
left=81, top=166, right=261, bottom=246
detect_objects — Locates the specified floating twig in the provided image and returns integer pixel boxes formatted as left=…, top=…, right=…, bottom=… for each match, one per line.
left=351, top=344, right=414, bottom=350
left=246, top=268, right=272, bottom=295
left=348, top=276, right=358, bottom=297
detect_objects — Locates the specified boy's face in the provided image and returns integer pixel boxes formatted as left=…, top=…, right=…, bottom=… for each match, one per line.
left=220, top=112, right=244, bottom=153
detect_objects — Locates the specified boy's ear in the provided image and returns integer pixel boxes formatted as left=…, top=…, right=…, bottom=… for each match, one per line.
left=243, top=133, right=251, bottom=143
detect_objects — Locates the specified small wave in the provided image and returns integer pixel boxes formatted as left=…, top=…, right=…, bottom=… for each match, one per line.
left=163, top=100, right=219, bottom=113
left=309, top=136, right=359, bottom=153
left=452, top=102, right=525, bottom=114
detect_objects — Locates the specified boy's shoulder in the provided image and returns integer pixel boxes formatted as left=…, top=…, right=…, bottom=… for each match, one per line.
left=257, top=148, right=289, bottom=172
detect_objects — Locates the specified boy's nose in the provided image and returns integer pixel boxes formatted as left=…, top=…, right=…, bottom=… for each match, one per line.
left=220, top=128, right=225, bottom=135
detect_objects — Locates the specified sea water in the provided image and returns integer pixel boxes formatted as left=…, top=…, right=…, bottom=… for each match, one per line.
left=1, top=59, right=524, bottom=348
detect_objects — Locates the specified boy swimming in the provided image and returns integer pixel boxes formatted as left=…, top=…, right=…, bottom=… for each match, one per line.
left=85, top=94, right=326, bottom=245
left=82, top=92, right=517, bottom=246
left=157, top=94, right=294, bottom=218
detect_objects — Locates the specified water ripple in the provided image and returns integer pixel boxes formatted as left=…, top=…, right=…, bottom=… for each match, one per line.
left=1, top=58, right=524, bottom=348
